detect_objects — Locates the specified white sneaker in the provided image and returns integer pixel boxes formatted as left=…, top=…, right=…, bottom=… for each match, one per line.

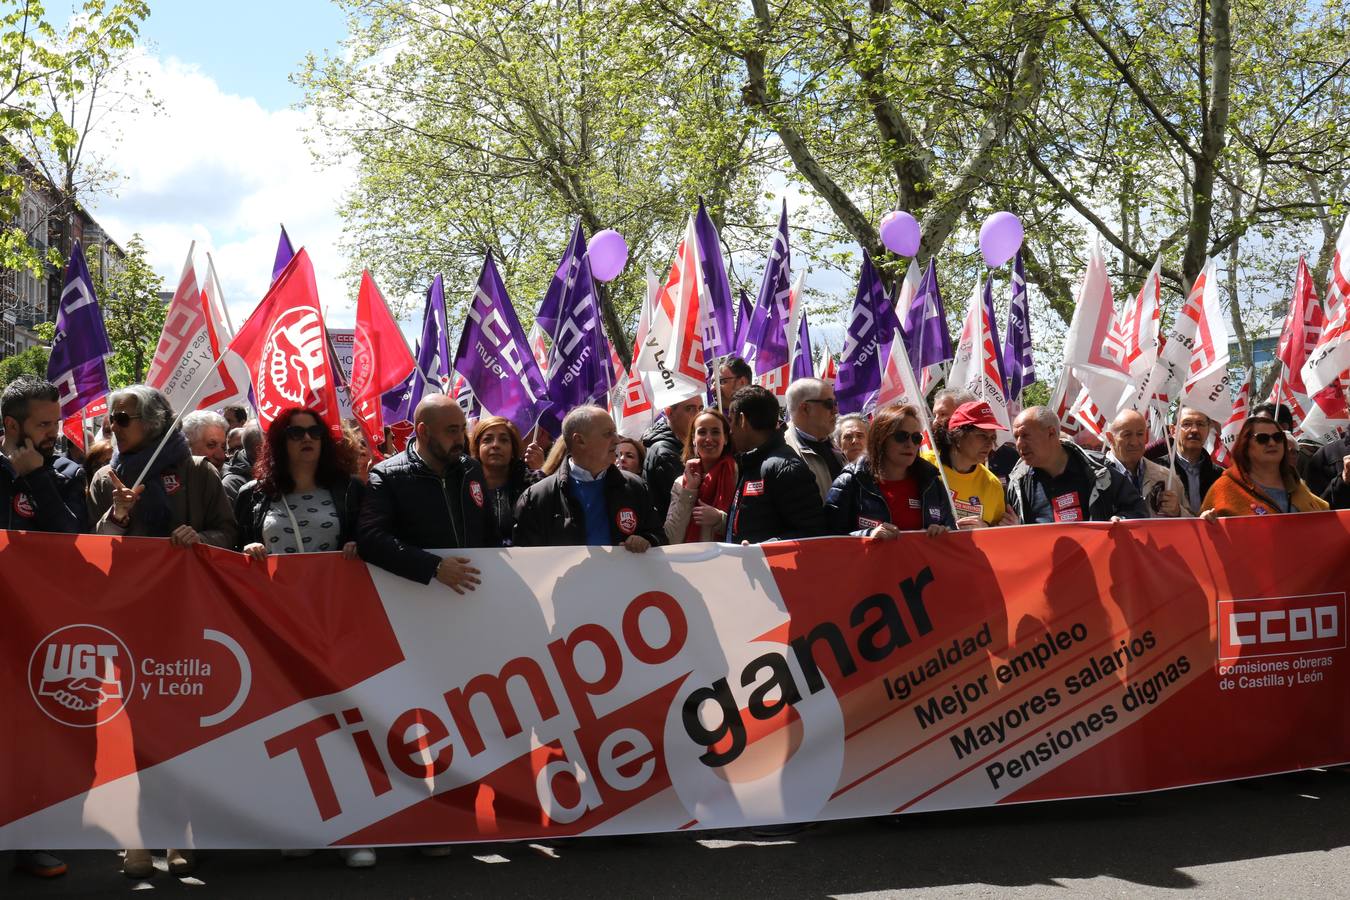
left=341, top=848, right=376, bottom=868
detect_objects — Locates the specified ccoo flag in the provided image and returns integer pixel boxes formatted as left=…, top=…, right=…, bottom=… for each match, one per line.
left=455, top=251, right=552, bottom=435
left=46, top=241, right=112, bottom=420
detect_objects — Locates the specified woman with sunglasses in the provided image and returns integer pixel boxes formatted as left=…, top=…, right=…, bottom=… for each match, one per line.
left=89, top=384, right=237, bottom=550
left=1200, top=414, right=1328, bottom=518
left=234, top=408, right=363, bottom=560
left=825, top=403, right=954, bottom=538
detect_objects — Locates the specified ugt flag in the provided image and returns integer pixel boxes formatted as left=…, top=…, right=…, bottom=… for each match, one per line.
left=351, top=271, right=417, bottom=457
left=46, top=240, right=111, bottom=420
left=227, top=249, right=342, bottom=436
left=454, top=251, right=552, bottom=435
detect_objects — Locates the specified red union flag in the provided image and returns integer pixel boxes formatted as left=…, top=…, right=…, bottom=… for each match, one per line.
left=1302, top=214, right=1350, bottom=394
left=636, top=217, right=706, bottom=408
left=146, top=245, right=224, bottom=414
left=227, top=249, right=342, bottom=435
left=1211, top=372, right=1251, bottom=467
left=350, top=271, right=416, bottom=456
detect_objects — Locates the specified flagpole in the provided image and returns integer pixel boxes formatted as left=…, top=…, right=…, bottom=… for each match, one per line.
left=128, top=345, right=238, bottom=490
left=924, top=422, right=963, bottom=527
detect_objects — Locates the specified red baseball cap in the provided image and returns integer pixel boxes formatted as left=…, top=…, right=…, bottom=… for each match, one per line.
left=948, top=401, right=1000, bottom=431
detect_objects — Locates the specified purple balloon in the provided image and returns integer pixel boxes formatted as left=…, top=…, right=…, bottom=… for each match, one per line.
left=587, top=229, right=628, bottom=282
left=979, top=211, right=1024, bottom=267
left=879, top=210, right=920, bottom=257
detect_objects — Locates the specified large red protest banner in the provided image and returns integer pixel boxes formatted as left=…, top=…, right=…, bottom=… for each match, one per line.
left=2, top=514, right=1347, bottom=849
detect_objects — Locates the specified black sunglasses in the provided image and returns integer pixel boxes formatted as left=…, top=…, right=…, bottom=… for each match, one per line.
left=1251, top=432, right=1284, bottom=446
left=890, top=430, right=924, bottom=446
left=110, top=412, right=141, bottom=427
left=285, top=424, right=326, bottom=441
left=805, top=397, right=838, bottom=411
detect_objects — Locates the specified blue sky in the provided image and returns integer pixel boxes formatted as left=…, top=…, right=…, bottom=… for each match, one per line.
left=138, top=1, right=348, bottom=111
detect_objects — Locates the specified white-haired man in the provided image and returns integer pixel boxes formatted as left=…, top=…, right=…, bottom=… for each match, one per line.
left=1006, top=406, right=1146, bottom=523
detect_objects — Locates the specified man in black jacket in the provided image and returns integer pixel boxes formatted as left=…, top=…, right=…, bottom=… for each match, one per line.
left=641, top=396, right=703, bottom=522
left=1302, top=432, right=1350, bottom=498
left=358, top=394, right=496, bottom=592
left=725, top=385, right=826, bottom=543
left=1006, top=406, right=1146, bottom=523
left=1, top=376, right=86, bottom=534
left=514, top=405, right=664, bottom=551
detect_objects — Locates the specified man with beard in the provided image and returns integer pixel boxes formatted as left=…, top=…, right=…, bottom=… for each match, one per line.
left=358, top=393, right=497, bottom=591
left=0, top=376, right=86, bottom=533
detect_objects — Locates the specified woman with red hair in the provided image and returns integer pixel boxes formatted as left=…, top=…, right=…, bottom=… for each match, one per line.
left=234, top=408, right=363, bottom=559
left=1201, top=414, right=1327, bottom=518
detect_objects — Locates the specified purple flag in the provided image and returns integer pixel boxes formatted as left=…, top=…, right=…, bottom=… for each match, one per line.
left=537, top=248, right=610, bottom=437
left=900, top=258, right=953, bottom=374
left=745, top=202, right=793, bottom=376
left=46, top=240, right=111, bottom=419
left=694, top=199, right=734, bottom=361
left=271, top=225, right=295, bottom=284
left=535, top=220, right=586, bottom=343
left=453, top=252, right=551, bottom=434
left=733, top=288, right=753, bottom=360
left=1002, top=251, right=1036, bottom=400
left=981, top=275, right=1008, bottom=393
left=836, top=252, right=900, bottom=415
left=792, top=307, right=814, bottom=380
left=383, top=274, right=453, bottom=426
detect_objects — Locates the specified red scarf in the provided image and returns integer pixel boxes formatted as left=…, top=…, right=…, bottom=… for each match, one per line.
left=685, top=454, right=738, bottom=543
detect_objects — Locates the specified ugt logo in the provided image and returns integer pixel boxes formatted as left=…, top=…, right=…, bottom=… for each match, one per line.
left=28, top=624, right=135, bottom=727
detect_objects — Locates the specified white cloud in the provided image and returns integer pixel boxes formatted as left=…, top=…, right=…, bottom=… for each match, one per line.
left=86, top=52, right=361, bottom=330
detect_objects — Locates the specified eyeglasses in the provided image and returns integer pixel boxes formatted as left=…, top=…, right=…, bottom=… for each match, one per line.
left=110, top=412, right=141, bottom=427
left=805, top=398, right=838, bottom=411
left=1251, top=432, right=1284, bottom=446
left=890, top=430, right=924, bottom=446
left=285, top=424, right=326, bottom=441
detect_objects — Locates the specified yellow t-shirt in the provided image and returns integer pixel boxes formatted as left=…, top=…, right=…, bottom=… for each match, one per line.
left=940, top=463, right=1006, bottom=525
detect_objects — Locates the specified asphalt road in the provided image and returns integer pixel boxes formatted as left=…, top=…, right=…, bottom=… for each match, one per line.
left=6, top=768, right=1349, bottom=898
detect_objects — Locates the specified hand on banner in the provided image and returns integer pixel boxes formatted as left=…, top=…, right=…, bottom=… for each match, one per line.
left=999, top=508, right=1020, bottom=526
left=692, top=501, right=724, bottom=527
left=869, top=522, right=901, bottom=541
left=3, top=436, right=43, bottom=477
left=436, top=556, right=482, bottom=594
left=524, top=441, right=545, bottom=471
left=1157, top=490, right=1182, bottom=517
left=1200, top=509, right=1220, bottom=523
left=243, top=543, right=268, bottom=561
left=956, top=515, right=987, bottom=530
left=170, top=525, right=202, bottom=547
left=623, top=535, right=651, bottom=554
left=342, top=541, right=359, bottom=559
left=107, top=470, right=144, bottom=520
left=682, top=459, right=703, bottom=490
left=925, top=524, right=950, bottom=538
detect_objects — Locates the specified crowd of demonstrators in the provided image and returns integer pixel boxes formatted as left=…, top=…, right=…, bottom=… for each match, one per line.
left=514, top=405, right=664, bottom=551
left=1201, top=415, right=1328, bottom=518
left=357, top=393, right=495, bottom=592
left=641, top=396, right=703, bottom=522
left=931, top=401, right=1014, bottom=528
left=1104, top=409, right=1188, bottom=518
left=724, top=385, right=826, bottom=543
left=1006, top=406, right=1146, bottom=524
left=89, top=385, right=237, bottom=550
left=469, top=415, right=540, bottom=546
left=665, top=408, right=737, bottom=543
left=834, top=413, right=868, bottom=464
left=182, top=410, right=230, bottom=473
left=614, top=434, right=645, bottom=475
left=825, top=403, right=954, bottom=539
left=784, top=378, right=846, bottom=502
left=235, top=409, right=362, bottom=560
left=717, top=357, right=753, bottom=410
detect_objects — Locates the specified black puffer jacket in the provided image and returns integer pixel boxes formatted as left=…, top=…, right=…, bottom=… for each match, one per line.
left=357, top=439, right=498, bottom=584
left=512, top=461, right=665, bottom=548
left=233, top=476, right=364, bottom=551
left=0, top=452, right=87, bottom=533
left=220, top=448, right=255, bottom=502
left=1302, top=435, right=1350, bottom=497
left=641, top=417, right=683, bottom=521
left=725, top=432, right=826, bottom=544
left=824, top=456, right=955, bottom=535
